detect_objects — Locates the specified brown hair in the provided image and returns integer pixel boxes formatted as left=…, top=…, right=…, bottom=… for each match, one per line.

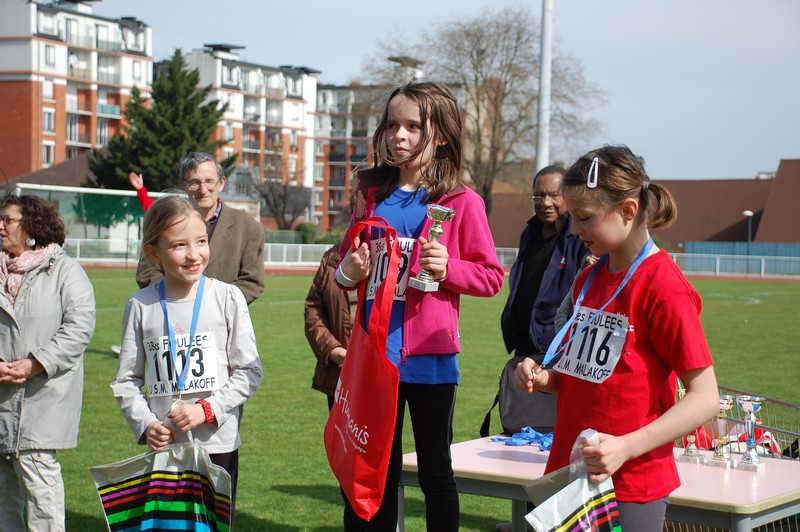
left=369, top=81, right=463, bottom=204
left=142, top=194, right=206, bottom=250
left=563, top=145, right=677, bottom=229
left=0, top=193, right=65, bottom=246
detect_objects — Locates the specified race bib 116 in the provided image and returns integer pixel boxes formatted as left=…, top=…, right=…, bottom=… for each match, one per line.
left=554, top=308, right=628, bottom=384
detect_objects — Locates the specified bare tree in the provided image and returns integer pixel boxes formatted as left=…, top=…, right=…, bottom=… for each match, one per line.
left=359, top=6, right=604, bottom=214
left=257, top=179, right=310, bottom=230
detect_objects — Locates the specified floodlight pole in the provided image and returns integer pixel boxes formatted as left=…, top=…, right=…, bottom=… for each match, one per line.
left=742, top=209, right=754, bottom=274
left=535, top=0, right=554, bottom=173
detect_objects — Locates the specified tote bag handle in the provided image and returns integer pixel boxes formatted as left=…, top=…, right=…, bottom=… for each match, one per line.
left=348, top=216, right=401, bottom=354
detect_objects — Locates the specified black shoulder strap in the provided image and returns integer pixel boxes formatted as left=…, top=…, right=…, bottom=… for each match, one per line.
left=479, top=393, right=500, bottom=438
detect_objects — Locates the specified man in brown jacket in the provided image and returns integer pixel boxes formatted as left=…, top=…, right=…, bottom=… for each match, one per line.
left=135, top=152, right=265, bottom=304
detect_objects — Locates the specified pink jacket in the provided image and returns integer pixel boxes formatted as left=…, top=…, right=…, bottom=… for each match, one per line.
left=340, top=182, right=504, bottom=357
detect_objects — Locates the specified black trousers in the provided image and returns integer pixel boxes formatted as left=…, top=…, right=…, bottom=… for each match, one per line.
left=343, top=382, right=459, bottom=532
left=210, top=449, right=239, bottom=529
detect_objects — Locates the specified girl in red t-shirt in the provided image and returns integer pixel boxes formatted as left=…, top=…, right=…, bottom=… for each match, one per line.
left=515, top=145, right=720, bottom=532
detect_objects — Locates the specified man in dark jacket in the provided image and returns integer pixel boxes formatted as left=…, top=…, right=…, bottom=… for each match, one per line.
left=500, top=165, right=588, bottom=431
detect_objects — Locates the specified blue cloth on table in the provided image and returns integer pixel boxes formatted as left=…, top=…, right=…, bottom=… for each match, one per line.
left=490, top=426, right=553, bottom=451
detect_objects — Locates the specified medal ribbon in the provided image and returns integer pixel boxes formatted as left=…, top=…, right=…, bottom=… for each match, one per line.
left=542, top=238, right=654, bottom=368
left=159, top=275, right=206, bottom=393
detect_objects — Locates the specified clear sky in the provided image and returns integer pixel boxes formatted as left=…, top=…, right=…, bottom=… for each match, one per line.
left=94, top=0, right=799, bottom=181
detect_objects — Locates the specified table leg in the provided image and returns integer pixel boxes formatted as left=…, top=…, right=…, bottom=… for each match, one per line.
left=730, top=514, right=751, bottom=532
left=512, top=499, right=527, bottom=532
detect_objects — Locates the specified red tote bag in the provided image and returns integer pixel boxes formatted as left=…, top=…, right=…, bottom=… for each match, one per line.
left=324, top=217, right=401, bottom=521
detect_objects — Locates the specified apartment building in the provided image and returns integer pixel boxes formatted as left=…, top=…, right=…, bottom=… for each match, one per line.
left=0, top=0, right=153, bottom=180
left=313, top=84, right=384, bottom=230
left=183, top=45, right=319, bottom=206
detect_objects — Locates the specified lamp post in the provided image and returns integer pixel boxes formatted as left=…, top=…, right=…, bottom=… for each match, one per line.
left=742, top=210, right=753, bottom=274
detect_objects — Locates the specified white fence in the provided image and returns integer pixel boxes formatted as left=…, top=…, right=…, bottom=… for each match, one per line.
left=63, top=239, right=800, bottom=278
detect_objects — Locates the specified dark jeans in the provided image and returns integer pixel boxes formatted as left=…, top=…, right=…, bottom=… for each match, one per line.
left=343, top=382, right=459, bottom=532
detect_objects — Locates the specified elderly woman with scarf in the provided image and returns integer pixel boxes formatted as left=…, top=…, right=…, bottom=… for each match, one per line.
left=0, top=193, right=96, bottom=531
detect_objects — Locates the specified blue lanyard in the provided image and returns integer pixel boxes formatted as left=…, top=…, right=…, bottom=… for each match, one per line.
left=159, top=275, right=206, bottom=393
left=542, top=238, right=654, bottom=368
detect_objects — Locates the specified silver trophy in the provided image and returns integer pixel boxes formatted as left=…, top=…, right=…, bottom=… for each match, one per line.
left=708, top=394, right=736, bottom=468
left=736, top=395, right=766, bottom=471
left=408, top=204, right=456, bottom=292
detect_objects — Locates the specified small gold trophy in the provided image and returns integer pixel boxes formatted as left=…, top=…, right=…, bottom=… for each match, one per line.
left=708, top=394, right=736, bottom=468
left=408, top=204, right=456, bottom=292
left=676, top=385, right=706, bottom=464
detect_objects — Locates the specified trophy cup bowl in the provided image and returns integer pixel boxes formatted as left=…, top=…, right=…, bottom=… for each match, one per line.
left=408, top=204, right=456, bottom=292
left=708, top=394, right=736, bottom=468
left=736, top=395, right=766, bottom=471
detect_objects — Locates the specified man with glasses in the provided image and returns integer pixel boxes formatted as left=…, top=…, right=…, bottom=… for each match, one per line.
left=135, top=152, right=265, bottom=304
left=494, top=166, right=588, bottom=531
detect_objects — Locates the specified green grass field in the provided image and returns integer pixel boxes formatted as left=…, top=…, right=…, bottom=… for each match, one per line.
left=61, top=270, right=800, bottom=531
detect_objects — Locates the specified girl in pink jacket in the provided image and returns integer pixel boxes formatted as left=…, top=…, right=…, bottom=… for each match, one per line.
left=336, top=81, right=504, bottom=531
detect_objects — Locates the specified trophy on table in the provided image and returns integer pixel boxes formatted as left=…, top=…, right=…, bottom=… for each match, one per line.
left=735, top=395, right=766, bottom=472
left=708, top=394, right=737, bottom=468
left=676, top=385, right=706, bottom=464
left=408, top=204, right=456, bottom=292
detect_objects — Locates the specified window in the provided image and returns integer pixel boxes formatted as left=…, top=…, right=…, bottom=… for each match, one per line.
left=314, top=163, right=324, bottom=181
left=97, top=118, right=109, bottom=146
left=67, top=146, right=78, bottom=160
left=45, top=45, right=55, bottom=67
left=42, top=143, right=54, bottom=167
left=133, top=60, right=142, bottom=81
left=42, top=79, right=54, bottom=100
left=43, top=109, right=55, bottom=133
left=223, top=122, right=233, bottom=142
left=67, top=115, right=79, bottom=142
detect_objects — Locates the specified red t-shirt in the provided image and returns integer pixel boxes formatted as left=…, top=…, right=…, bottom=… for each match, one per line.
left=545, top=249, right=713, bottom=502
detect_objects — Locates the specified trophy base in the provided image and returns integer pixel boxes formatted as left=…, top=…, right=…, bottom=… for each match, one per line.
left=736, top=460, right=765, bottom=472
left=707, top=457, right=737, bottom=468
left=676, top=454, right=706, bottom=464
left=408, top=277, right=439, bottom=292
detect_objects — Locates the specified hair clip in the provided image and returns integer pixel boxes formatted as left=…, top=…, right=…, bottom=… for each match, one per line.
left=587, top=157, right=599, bottom=189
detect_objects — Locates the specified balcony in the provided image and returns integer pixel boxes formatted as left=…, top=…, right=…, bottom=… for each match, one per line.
left=68, top=66, right=92, bottom=80
left=96, top=39, right=124, bottom=53
left=329, top=152, right=347, bottom=162
left=66, top=99, right=91, bottom=114
left=330, top=177, right=345, bottom=188
left=242, top=139, right=261, bottom=151
left=97, top=103, right=121, bottom=116
left=330, top=129, right=347, bottom=138
left=265, top=87, right=286, bottom=99
left=66, top=133, right=91, bottom=146
left=66, top=35, right=94, bottom=49
left=97, top=71, right=121, bottom=84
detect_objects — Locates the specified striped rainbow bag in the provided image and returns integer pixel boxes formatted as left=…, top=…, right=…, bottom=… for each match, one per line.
left=90, top=443, right=232, bottom=532
left=525, top=429, right=621, bottom=532
left=525, top=472, right=620, bottom=532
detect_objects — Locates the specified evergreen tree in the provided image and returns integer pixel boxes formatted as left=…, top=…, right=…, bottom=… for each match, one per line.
left=90, top=49, right=237, bottom=192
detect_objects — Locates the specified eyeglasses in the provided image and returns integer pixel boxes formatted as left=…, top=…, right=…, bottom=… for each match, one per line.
left=183, top=179, right=221, bottom=191
left=0, top=215, right=22, bottom=225
left=531, top=192, right=562, bottom=203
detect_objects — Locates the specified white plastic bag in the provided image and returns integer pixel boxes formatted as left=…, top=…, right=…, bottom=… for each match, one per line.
left=525, top=429, right=621, bottom=531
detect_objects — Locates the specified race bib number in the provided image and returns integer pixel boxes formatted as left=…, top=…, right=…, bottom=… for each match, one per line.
left=554, top=308, right=628, bottom=384
left=366, top=237, right=414, bottom=301
left=144, top=331, right=221, bottom=396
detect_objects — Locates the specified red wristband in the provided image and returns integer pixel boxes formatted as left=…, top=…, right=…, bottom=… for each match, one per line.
left=197, top=399, right=216, bottom=424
